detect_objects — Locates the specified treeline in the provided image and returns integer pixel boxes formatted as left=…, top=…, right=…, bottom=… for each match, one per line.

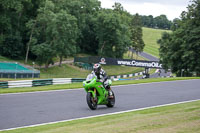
left=158, top=0, right=200, bottom=76
left=141, top=15, right=172, bottom=30
left=0, top=0, right=145, bottom=68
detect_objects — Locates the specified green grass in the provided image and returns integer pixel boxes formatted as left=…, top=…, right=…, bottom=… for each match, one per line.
left=0, top=57, right=144, bottom=79
left=1, top=99, right=200, bottom=133
left=40, top=64, right=90, bottom=78
left=40, top=64, right=144, bottom=79
left=1, top=77, right=199, bottom=94
left=0, top=56, right=14, bottom=62
left=123, top=51, right=147, bottom=60
left=142, top=27, right=171, bottom=58
left=103, top=65, right=143, bottom=76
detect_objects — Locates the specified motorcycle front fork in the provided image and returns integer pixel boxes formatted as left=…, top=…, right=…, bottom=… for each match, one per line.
left=94, top=88, right=97, bottom=102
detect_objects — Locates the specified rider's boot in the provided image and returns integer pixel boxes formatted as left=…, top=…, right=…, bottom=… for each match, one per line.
left=106, top=86, right=113, bottom=99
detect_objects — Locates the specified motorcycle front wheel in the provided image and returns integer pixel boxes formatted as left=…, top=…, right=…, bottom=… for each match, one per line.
left=86, top=92, right=97, bottom=110
left=106, top=90, right=115, bottom=108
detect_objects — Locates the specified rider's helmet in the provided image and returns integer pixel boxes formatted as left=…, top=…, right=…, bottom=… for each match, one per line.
left=93, top=63, right=101, bottom=75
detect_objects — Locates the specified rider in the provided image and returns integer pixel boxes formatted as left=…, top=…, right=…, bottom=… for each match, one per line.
left=92, top=63, right=113, bottom=98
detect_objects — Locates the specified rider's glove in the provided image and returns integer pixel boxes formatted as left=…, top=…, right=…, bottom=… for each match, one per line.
left=100, top=79, right=104, bottom=82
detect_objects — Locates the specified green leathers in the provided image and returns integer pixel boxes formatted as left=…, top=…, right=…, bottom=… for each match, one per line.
left=83, top=74, right=115, bottom=110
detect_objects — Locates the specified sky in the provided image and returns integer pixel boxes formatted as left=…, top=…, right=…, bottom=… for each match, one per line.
left=98, top=0, right=191, bottom=20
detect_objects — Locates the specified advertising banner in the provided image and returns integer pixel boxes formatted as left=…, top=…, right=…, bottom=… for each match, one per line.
left=74, top=56, right=162, bottom=69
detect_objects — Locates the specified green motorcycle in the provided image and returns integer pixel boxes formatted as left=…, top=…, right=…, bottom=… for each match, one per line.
left=83, top=74, right=115, bottom=110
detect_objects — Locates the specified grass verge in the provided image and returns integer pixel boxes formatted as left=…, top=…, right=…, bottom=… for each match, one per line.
left=1, top=99, right=200, bottom=133
left=142, top=27, right=171, bottom=58
left=0, top=77, right=199, bottom=94
left=40, top=64, right=144, bottom=79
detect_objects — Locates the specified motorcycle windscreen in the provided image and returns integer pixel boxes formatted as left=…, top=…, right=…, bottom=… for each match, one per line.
left=86, top=74, right=96, bottom=81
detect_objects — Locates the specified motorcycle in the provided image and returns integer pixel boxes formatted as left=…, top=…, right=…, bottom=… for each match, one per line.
left=83, top=74, right=115, bottom=110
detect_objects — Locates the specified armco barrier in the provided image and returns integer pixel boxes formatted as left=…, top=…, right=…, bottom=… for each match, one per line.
left=0, top=78, right=84, bottom=88
left=72, top=78, right=85, bottom=83
left=109, top=71, right=145, bottom=79
left=0, top=82, right=8, bottom=88
left=8, top=80, right=32, bottom=88
left=32, top=79, right=53, bottom=87
left=0, top=71, right=147, bottom=89
left=53, top=78, right=72, bottom=85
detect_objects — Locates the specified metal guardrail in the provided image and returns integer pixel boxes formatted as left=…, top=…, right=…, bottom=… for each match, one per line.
left=71, top=78, right=86, bottom=83
left=8, top=80, right=33, bottom=88
left=0, top=78, right=86, bottom=88
left=0, top=82, right=8, bottom=89
left=53, top=78, right=72, bottom=85
left=32, top=79, right=53, bottom=86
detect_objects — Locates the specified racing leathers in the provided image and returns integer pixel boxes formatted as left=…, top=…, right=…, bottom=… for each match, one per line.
left=91, top=68, right=110, bottom=90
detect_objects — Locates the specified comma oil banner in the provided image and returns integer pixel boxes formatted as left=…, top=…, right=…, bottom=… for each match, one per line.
left=99, top=57, right=162, bottom=69
left=74, top=57, right=162, bottom=69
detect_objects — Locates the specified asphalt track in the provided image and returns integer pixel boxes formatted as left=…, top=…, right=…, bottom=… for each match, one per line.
left=0, top=79, right=200, bottom=130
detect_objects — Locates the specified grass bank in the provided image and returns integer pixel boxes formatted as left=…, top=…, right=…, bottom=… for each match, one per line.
left=1, top=99, right=200, bottom=133
left=37, top=64, right=144, bottom=79
left=0, top=77, right=199, bottom=94
left=142, top=27, right=171, bottom=58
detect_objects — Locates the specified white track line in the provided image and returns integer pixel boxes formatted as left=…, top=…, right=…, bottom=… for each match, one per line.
left=0, top=79, right=199, bottom=96
left=0, top=99, right=200, bottom=132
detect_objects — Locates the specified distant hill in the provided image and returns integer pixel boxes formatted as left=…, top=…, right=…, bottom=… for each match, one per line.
left=142, top=27, right=171, bottom=58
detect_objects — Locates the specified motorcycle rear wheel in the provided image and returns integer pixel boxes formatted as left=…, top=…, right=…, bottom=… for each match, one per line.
left=86, top=92, right=97, bottom=110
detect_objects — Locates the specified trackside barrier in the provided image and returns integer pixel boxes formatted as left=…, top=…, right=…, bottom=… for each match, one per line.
left=109, top=71, right=145, bottom=79
left=32, top=79, right=53, bottom=87
left=0, top=70, right=146, bottom=88
left=0, top=82, right=8, bottom=88
left=0, top=78, right=84, bottom=88
left=8, top=80, right=32, bottom=88
left=0, top=70, right=150, bottom=88
left=72, top=78, right=85, bottom=83
left=53, top=78, right=72, bottom=85
left=0, top=75, right=176, bottom=89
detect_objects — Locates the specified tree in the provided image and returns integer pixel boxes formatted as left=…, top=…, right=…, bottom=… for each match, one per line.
left=30, top=0, right=56, bottom=68
left=29, top=0, right=79, bottom=68
left=141, top=14, right=172, bottom=29
left=154, top=15, right=172, bottom=29
left=130, top=13, right=145, bottom=59
left=52, top=11, right=78, bottom=66
left=0, top=0, right=45, bottom=59
left=158, top=0, right=200, bottom=76
left=171, top=18, right=180, bottom=31
left=0, top=0, right=27, bottom=58
left=32, top=43, right=55, bottom=68
left=52, top=0, right=101, bottom=54
left=95, top=9, right=131, bottom=58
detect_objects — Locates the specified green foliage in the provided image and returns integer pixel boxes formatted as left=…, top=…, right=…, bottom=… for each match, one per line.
left=158, top=0, right=200, bottom=76
left=0, top=0, right=45, bottom=58
left=141, top=14, right=172, bottom=29
left=1, top=0, right=146, bottom=66
left=28, top=0, right=79, bottom=68
left=95, top=6, right=132, bottom=58
left=32, top=43, right=55, bottom=67
left=54, top=0, right=101, bottom=54
left=130, top=13, right=145, bottom=56
left=51, top=11, right=78, bottom=66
